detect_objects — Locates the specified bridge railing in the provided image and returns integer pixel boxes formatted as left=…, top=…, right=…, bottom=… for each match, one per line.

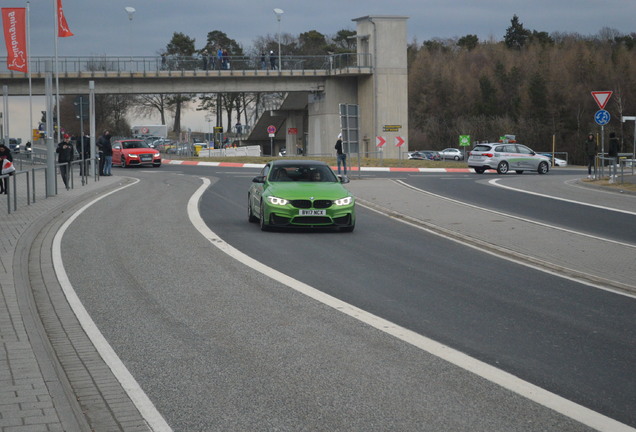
left=0, top=53, right=372, bottom=75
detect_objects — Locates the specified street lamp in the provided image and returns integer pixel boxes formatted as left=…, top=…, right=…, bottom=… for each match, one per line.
left=125, top=7, right=135, bottom=70
left=273, top=8, right=284, bottom=70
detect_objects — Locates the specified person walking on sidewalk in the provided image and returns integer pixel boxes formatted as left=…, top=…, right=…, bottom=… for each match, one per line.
left=584, top=133, right=596, bottom=179
left=56, top=134, right=75, bottom=190
left=0, top=143, right=13, bottom=194
left=608, top=132, right=619, bottom=183
left=335, top=133, right=347, bottom=175
left=98, top=130, right=113, bottom=176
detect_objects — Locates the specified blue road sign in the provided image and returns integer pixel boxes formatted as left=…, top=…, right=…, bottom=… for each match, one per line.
left=595, top=109, right=611, bottom=126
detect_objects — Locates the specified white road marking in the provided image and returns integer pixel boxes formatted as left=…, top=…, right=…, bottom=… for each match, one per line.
left=489, top=178, right=636, bottom=216
left=188, top=177, right=635, bottom=432
left=52, top=178, right=173, bottom=432
left=397, top=180, right=636, bottom=250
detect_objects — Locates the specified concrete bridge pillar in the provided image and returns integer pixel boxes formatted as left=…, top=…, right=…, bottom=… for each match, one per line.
left=353, top=15, right=409, bottom=159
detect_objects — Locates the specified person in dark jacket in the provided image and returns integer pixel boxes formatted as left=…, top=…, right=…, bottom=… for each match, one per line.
left=608, top=132, right=619, bottom=182
left=97, top=130, right=112, bottom=176
left=77, top=133, right=90, bottom=176
left=0, top=143, right=13, bottom=194
left=56, top=134, right=75, bottom=190
left=584, top=133, right=596, bottom=179
left=335, top=133, right=347, bottom=175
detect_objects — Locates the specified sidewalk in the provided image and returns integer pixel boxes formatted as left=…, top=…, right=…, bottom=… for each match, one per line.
left=0, top=168, right=151, bottom=432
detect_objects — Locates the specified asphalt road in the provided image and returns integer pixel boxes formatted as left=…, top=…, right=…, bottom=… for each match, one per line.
left=60, top=166, right=635, bottom=431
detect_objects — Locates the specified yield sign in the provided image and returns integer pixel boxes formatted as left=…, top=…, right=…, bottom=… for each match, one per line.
left=394, top=136, right=405, bottom=147
left=376, top=136, right=386, bottom=147
left=591, top=91, right=613, bottom=110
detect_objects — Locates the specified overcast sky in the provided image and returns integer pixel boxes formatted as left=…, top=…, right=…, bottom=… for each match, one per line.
left=2, top=0, right=635, bottom=141
left=9, top=0, right=636, bottom=56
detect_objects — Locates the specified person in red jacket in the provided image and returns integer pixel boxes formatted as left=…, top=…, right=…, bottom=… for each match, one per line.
left=0, top=143, right=13, bottom=194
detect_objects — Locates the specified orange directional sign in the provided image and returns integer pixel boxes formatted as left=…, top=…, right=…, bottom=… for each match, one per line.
left=376, top=136, right=386, bottom=147
left=591, top=91, right=613, bottom=110
left=394, top=136, right=405, bottom=147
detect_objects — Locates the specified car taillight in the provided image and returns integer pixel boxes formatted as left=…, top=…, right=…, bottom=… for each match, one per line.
left=483, top=153, right=494, bottom=157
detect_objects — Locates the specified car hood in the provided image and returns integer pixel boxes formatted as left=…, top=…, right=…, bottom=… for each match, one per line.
left=267, top=182, right=351, bottom=199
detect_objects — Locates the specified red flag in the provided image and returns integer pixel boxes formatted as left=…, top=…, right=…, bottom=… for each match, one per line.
left=2, top=8, right=28, bottom=73
left=56, top=0, right=73, bottom=37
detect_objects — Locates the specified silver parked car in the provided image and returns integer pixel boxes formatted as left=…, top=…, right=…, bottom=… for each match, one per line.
left=468, top=142, right=550, bottom=174
left=439, top=148, right=464, bottom=160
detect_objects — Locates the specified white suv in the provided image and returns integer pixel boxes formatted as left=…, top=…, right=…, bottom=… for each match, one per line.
left=468, top=143, right=550, bottom=175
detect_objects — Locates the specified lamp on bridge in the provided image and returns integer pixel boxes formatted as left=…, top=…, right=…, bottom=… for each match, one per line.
left=125, top=7, right=136, bottom=70
left=273, top=8, right=284, bottom=71
left=125, top=6, right=135, bottom=20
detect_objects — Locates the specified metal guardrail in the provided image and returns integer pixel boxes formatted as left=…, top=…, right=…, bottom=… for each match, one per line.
left=596, top=153, right=634, bottom=182
left=1, top=156, right=100, bottom=214
left=0, top=53, right=372, bottom=75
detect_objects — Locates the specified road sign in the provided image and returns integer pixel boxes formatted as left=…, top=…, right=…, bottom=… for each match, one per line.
left=591, top=91, right=612, bottom=110
left=394, top=136, right=405, bottom=147
left=376, top=136, right=386, bottom=147
left=267, top=125, right=276, bottom=134
left=459, top=135, right=471, bottom=147
left=595, top=109, right=611, bottom=126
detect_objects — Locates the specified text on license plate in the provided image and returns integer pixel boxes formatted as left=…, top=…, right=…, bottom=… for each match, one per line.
left=299, top=209, right=326, bottom=216
left=141, top=156, right=152, bottom=161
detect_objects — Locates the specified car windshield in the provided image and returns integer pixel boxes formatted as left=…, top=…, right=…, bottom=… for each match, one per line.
left=270, top=164, right=337, bottom=182
left=122, top=141, right=150, bottom=149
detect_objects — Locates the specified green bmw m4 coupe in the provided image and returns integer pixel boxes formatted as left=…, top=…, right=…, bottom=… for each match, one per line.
left=248, top=160, right=356, bottom=232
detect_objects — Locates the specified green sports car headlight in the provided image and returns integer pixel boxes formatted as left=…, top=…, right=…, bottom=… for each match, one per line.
left=267, top=196, right=289, bottom=206
left=334, top=196, right=353, bottom=206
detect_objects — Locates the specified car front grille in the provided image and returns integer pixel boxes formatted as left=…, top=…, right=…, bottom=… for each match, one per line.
left=290, top=199, right=332, bottom=209
left=294, top=216, right=332, bottom=224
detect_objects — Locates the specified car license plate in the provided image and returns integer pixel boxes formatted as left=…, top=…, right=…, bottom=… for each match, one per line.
left=140, top=156, right=151, bottom=161
left=299, top=209, right=326, bottom=216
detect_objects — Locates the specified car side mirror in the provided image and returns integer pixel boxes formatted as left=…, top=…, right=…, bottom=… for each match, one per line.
left=252, top=175, right=266, bottom=183
left=338, top=174, right=350, bottom=184
left=114, top=145, right=121, bottom=150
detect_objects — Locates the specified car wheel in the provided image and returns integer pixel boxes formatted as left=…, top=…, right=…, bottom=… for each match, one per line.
left=474, top=168, right=485, bottom=174
left=497, top=161, right=509, bottom=174
left=537, top=161, right=549, bottom=174
left=259, top=201, right=270, bottom=231
left=120, top=157, right=126, bottom=168
left=248, top=195, right=258, bottom=223
left=516, top=170, right=523, bottom=174
left=454, top=155, right=460, bottom=161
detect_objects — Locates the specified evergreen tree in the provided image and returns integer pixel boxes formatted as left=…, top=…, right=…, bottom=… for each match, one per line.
left=504, top=15, right=530, bottom=49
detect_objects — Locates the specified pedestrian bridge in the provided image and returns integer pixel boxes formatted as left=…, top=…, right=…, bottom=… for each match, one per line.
left=0, top=53, right=372, bottom=95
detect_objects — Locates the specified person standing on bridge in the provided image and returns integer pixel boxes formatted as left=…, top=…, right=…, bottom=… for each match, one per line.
left=217, top=47, right=223, bottom=70
left=584, top=133, right=596, bottom=179
left=335, top=133, right=347, bottom=175
left=202, top=50, right=209, bottom=70
left=269, top=50, right=277, bottom=70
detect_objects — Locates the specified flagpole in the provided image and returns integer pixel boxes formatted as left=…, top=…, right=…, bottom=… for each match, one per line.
left=53, top=0, right=61, bottom=144
left=27, top=2, right=33, bottom=148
